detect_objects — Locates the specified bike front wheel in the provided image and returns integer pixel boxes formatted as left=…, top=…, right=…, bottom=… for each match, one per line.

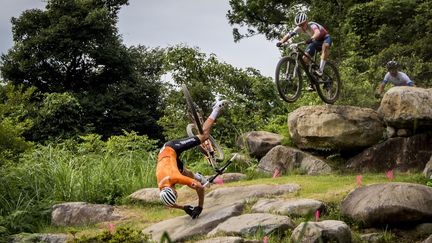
left=275, top=56, right=303, bottom=103
left=182, top=84, right=204, bottom=134
left=186, top=123, right=225, bottom=165
left=315, top=61, right=341, bottom=104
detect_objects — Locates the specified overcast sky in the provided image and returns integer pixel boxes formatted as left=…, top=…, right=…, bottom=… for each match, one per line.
left=1, top=0, right=280, bottom=77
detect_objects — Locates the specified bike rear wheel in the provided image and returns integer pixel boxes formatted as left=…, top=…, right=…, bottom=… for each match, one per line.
left=182, top=84, right=204, bottom=134
left=315, top=61, right=341, bottom=104
left=186, top=123, right=225, bottom=164
left=275, top=56, right=303, bottom=103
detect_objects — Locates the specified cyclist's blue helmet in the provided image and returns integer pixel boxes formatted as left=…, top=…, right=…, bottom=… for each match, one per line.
left=294, top=13, right=308, bottom=25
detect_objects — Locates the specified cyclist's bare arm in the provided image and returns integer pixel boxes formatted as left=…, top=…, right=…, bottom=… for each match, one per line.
left=196, top=117, right=215, bottom=143
left=187, top=184, right=204, bottom=208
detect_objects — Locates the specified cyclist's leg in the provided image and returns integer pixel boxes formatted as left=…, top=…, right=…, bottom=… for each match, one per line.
left=320, top=35, right=332, bottom=72
left=164, top=136, right=201, bottom=156
left=303, top=43, right=316, bottom=65
left=197, top=100, right=228, bottom=143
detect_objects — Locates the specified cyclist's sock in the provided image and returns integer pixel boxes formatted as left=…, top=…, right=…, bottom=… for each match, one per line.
left=209, top=108, right=220, bottom=120
left=319, top=60, right=326, bottom=72
left=194, top=172, right=207, bottom=185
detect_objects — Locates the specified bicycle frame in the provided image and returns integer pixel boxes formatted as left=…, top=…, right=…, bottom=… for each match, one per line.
left=287, top=42, right=320, bottom=86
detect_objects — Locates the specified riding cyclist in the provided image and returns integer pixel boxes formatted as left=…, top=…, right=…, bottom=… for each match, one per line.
left=157, top=99, right=229, bottom=219
left=375, top=60, right=415, bottom=98
left=277, top=12, right=332, bottom=78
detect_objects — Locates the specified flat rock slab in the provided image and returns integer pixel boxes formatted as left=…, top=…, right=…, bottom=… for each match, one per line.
left=208, top=213, right=295, bottom=237
left=194, top=236, right=244, bottom=243
left=51, top=202, right=121, bottom=227
left=143, top=202, right=244, bottom=242
left=128, top=188, right=160, bottom=203
left=290, top=220, right=352, bottom=243
left=251, top=198, right=325, bottom=217
left=341, top=182, right=432, bottom=226
left=203, top=183, right=301, bottom=209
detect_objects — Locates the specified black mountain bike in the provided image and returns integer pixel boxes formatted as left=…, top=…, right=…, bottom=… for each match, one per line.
left=182, top=84, right=225, bottom=170
left=275, top=42, right=341, bottom=104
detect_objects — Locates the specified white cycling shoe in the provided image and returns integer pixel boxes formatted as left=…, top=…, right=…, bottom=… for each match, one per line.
left=212, top=99, right=231, bottom=110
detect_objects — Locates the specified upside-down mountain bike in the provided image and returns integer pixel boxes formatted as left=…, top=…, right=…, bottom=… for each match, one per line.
left=275, top=42, right=341, bottom=104
left=182, top=85, right=238, bottom=186
left=182, top=84, right=225, bottom=171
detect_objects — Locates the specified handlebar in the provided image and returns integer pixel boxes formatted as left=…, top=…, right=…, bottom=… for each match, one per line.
left=203, top=153, right=238, bottom=187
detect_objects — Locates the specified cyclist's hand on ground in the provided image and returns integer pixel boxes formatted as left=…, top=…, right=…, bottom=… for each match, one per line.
left=183, top=205, right=194, bottom=217
left=276, top=42, right=283, bottom=47
left=191, top=206, right=203, bottom=219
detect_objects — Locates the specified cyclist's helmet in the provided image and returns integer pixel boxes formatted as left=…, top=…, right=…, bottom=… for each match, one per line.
left=294, top=13, right=308, bottom=26
left=386, top=60, right=398, bottom=70
left=160, top=187, right=176, bottom=206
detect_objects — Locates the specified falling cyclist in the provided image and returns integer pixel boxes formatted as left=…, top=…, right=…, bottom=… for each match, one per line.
left=157, top=98, right=229, bottom=219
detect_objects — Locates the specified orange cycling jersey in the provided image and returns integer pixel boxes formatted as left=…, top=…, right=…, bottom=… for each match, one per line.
left=156, top=146, right=199, bottom=189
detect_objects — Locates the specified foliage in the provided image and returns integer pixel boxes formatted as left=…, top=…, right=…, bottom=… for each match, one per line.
left=0, top=132, right=158, bottom=236
left=227, top=0, right=432, bottom=107
left=159, top=45, right=290, bottom=148
left=0, top=83, right=34, bottom=165
left=26, top=92, right=85, bottom=142
left=0, top=1, right=166, bottom=141
left=72, top=227, right=151, bottom=243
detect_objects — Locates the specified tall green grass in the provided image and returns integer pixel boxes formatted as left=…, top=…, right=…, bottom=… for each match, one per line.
left=0, top=132, right=158, bottom=237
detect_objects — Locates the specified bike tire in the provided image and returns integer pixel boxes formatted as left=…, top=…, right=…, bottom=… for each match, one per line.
left=182, top=84, right=204, bottom=134
left=186, top=123, right=225, bottom=162
left=315, top=61, right=341, bottom=104
left=275, top=56, right=303, bottom=103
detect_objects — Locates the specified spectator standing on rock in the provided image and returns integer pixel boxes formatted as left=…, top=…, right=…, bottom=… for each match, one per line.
left=156, top=99, right=229, bottom=219
left=376, top=60, right=415, bottom=98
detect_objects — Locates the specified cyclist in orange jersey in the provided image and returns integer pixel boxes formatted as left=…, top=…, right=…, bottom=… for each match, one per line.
left=157, top=99, right=229, bottom=219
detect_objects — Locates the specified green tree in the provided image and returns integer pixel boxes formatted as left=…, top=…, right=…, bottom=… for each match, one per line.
left=159, top=45, right=289, bottom=147
left=0, top=84, right=34, bottom=165
left=0, top=0, right=166, bottom=141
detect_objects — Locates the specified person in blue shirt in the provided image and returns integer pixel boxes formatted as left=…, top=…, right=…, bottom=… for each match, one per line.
left=376, top=61, right=415, bottom=98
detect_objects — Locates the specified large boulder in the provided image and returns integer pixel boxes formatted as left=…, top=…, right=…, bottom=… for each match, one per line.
left=51, top=202, right=121, bottom=227
left=208, top=213, right=295, bottom=237
left=258, top=145, right=331, bottom=175
left=378, top=87, right=432, bottom=129
left=288, top=105, right=384, bottom=151
left=347, top=133, right=432, bottom=172
left=290, top=220, right=352, bottom=243
left=251, top=198, right=325, bottom=217
left=128, top=188, right=160, bottom=203
left=341, top=183, right=432, bottom=227
left=143, top=203, right=244, bottom=242
left=236, top=131, right=283, bottom=158
left=203, top=184, right=301, bottom=209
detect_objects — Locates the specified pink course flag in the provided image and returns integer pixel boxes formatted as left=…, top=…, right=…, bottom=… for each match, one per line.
left=108, top=223, right=115, bottom=234
left=315, top=210, right=320, bottom=222
left=386, top=170, right=394, bottom=181
left=356, top=175, right=362, bottom=187
left=263, top=236, right=269, bottom=243
left=272, top=168, right=281, bottom=178
left=214, top=176, right=224, bottom=185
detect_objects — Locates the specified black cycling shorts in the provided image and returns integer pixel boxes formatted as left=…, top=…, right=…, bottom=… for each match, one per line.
left=164, top=136, right=201, bottom=172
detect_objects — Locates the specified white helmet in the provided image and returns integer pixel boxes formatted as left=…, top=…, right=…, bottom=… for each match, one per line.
left=294, top=13, right=308, bottom=25
left=160, top=187, right=176, bottom=206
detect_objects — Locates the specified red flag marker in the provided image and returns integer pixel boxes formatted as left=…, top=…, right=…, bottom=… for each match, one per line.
left=315, top=210, right=320, bottom=222
left=356, top=175, right=362, bottom=187
left=263, top=235, right=269, bottom=243
left=108, top=223, right=115, bottom=234
left=272, top=168, right=281, bottom=178
left=386, top=170, right=393, bottom=181
left=214, top=176, right=224, bottom=185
